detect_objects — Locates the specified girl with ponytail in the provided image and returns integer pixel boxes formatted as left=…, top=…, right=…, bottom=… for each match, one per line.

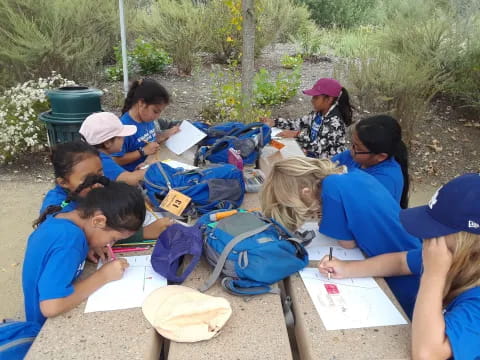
left=24, top=182, right=145, bottom=326
left=112, top=79, right=179, bottom=171
left=333, top=115, right=410, bottom=208
left=260, top=156, right=421, bottom=318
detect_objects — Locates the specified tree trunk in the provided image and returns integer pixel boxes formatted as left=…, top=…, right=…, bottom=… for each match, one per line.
left=241, top=0, right=255, bottom=122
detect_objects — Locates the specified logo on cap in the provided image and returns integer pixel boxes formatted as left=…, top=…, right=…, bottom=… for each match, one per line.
left=469, top=220, right=480, bottom=229
left=428, top=187, right=441, bottom=209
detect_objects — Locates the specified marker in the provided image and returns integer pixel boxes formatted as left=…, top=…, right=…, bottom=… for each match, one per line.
left=112, top=247, right=148, bottom=254
left=107, top=244, right=116, bottom=261
left=328, top=247, right=333, bottom=280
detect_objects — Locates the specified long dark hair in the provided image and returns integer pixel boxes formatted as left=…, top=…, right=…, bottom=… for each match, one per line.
left=121, top=78, right=170, bottom=114
left=336, top=87, right=353, bottom=126
left=76, top=182, right=146, bottom=232
left=34, top=174, right=111, bottom=227
left=51, top=141, right=99, bottom=180
left=356, top=115, right=410, bottom=209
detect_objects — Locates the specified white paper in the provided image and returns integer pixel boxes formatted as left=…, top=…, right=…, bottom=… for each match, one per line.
left=270, top=127, right=283, bottom=138
left=299, top=268, right=407, bottom=330
left=84, top=255, right=167, bottom=313
left=161, top=159, right=198, bottom=170
left=165, top=120, right=206, bottom=155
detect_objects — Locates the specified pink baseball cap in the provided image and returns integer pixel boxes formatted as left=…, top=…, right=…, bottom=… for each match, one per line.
left=303, top=78, right=342, bottom=97
left=80, top=112, right=137, bottom=145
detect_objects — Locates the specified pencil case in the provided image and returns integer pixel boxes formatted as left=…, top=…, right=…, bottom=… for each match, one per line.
left=243, top=168, right=265, bottom=193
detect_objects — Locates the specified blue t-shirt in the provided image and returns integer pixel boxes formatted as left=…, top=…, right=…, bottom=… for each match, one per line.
left=407, top=250, right=480, bottom=359
left=332, top=150, right=403, bottom=203
left=111, top=112, right=156, bottom=171
left=100, top=152, right=125, bottom=181
left=39, top=185, right=76, bottom=215
left=22, top=216, right=89, bottom=325
left=319, top=169, right=421, bottom=317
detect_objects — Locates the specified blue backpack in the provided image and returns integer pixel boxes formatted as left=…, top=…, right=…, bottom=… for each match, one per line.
left=192, top=121, right=246, bottom=146
left=143, top=162, right=245, bottom=217
left=197, top=211, right=309, bottom=295
left=194, top=122, right=271, bottom=166
left=0, top=320, right=40, bottom=360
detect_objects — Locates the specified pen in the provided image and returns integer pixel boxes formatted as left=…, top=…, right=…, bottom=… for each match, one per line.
left=328, top=247, right=333, bottom=280
left=112, top=247, right=149, bottom=253
left=107, top=244, right=117, bottom=261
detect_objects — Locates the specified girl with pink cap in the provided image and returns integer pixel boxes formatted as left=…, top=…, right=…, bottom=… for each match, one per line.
left=262, top=78, right=353, bottom=158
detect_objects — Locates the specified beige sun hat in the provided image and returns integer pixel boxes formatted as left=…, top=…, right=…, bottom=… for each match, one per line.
left=142, top=285, right=232, bottom=342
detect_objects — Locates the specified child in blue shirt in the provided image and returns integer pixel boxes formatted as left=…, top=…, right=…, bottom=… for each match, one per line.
left=112, top=79, right=180, bottom=171
left=260, top=156, right=421, bottom=317
left=24, top=182, right=146, bottom=325
left=38, top=142, right=173, bottom=260
left=318, top=174, right=480, bottom=360
left=79, top=112, right=146, bottom=185
left=332, top=115, right=409, bottom=208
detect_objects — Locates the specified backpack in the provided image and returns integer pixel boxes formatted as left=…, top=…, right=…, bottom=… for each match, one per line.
left=0, top=320, right=41, bottom=360
left=143, top=162, right=245, bottom=217
left=197, top=211, right=309, bottom=296
left=192, top=121, right=246, bottom=146
left=193, top=122, right=271, bottom=166
left=151, top=223, right=203, bottom=283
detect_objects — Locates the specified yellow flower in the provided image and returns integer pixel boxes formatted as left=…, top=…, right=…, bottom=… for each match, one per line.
left=226, top=36, right=234, bottom=43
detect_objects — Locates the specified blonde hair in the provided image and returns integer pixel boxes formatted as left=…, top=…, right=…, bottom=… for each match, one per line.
left=260, top=156, right=345, bottom=231
left=443, top=231, right=480, bottom=306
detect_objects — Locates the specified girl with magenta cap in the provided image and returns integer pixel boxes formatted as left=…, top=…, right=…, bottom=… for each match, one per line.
left=262, top=78, right=353, bottom=158
left=318, top=173, right=480, bottom=359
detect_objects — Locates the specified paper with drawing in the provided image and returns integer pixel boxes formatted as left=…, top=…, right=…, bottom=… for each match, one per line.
left=299, top=268, right=407, bottom=330
left=85, top=255, right=167, bottom=313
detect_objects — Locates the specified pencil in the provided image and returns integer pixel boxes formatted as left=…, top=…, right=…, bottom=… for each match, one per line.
left=328, top=247, right=333, bottom=280
left=144, top=201, right=161, bottom=220
left=107, top=244, right=117, bottom=261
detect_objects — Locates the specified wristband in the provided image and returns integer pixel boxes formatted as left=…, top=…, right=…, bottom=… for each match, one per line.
left=138, top=147, right=145, bottom=157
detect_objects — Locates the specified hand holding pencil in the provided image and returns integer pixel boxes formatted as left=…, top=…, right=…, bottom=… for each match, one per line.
left=317, top=254, right=352, bottom=280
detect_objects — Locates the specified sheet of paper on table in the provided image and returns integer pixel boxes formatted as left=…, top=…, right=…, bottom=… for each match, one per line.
left=161, top=159, right=198, bottom=170
left=299, top=268, right=408, bottom=330
left=84, top=255, right=167, bottom=313
left=165, top=120, right=206, bottom=155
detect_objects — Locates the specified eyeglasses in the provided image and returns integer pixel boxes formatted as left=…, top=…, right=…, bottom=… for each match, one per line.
left=352, top=143, right=372, bottom=155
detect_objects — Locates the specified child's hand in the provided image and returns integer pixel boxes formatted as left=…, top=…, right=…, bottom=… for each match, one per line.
left=422, top=237, right=453, bottom=278
left=260, top=117, right=275, bottom=127
left=87, top=246, right=110, bottom=264
left=157, top=125, right=180, bottom=142
left=277, top=130, right=300, bottom=138
left=143, top=142, right=160, bottom=156
left=99, top=258, right=129, bottom=282
left=318, top=256, right=352, bottom=279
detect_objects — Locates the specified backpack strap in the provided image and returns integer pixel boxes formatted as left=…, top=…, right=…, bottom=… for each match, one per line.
left=199, top=223, right=271, bottom=292
left=221, top=277, right=280, bottom=296
left=156, top=162, right=172, bottom=190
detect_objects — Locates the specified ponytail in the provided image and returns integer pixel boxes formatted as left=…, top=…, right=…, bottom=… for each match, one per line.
left=336, top=87, right=353, bottom=126
left=121, top=78, right=170, bottom=114
left=356, top=115, right=410, bottom=208
left=34, top=175, right=110, bottom=227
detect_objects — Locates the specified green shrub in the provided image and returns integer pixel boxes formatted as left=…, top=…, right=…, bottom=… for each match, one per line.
left=290, top=22, right=323, bottom=59
left=0, top=0, right=123, bottom=87
left=254, top=68, right=302, bottom=106
left=0, top=73, right=75, bottom=163
left=201, top=65, right=301, bottom=123
left=105, top=40, right=172, bottom=81
left=133, top=0, right=205, bottom=75
left=316, top=25, right=379, bottom=58
left=281, top=54, right=303, bottom=69
left=297, top=0, right=378, bottom=28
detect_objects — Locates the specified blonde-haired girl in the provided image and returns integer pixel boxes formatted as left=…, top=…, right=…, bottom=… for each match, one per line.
left=319, top=174, right=480, bottom=359
left=260, top=156, right=421, bottom=318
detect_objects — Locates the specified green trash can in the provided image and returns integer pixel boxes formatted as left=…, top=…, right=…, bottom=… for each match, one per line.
left=39, top=86, right=103, bottom=145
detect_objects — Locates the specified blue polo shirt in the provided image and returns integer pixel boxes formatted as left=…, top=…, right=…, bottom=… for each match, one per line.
left=111, top=112, right=156, bottom=171
left=332, top=150, right=403, bottom=203
left=407, top=249, right=480, bottom=359
left=39, top=185, right=76, bottom=215
left=22, top=216, right=89, bottom=325
left=99, top=152, right=125, bottom=181
left=319, top=169, right=421, bottom=317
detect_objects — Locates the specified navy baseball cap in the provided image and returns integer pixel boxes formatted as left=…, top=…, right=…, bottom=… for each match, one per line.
left=400, top=173, right=480, bottom=238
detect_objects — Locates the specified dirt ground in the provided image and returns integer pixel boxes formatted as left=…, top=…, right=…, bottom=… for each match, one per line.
left=0, top=43, right=478, bottom=321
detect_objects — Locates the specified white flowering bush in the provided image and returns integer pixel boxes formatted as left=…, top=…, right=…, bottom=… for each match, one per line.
left=0, top=72, right=75, bottom=163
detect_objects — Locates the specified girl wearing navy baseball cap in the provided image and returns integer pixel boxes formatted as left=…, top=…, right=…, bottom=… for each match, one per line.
left=261, top=78, right=353, bottom=158
left=319, top=173, right=480, bottom=359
